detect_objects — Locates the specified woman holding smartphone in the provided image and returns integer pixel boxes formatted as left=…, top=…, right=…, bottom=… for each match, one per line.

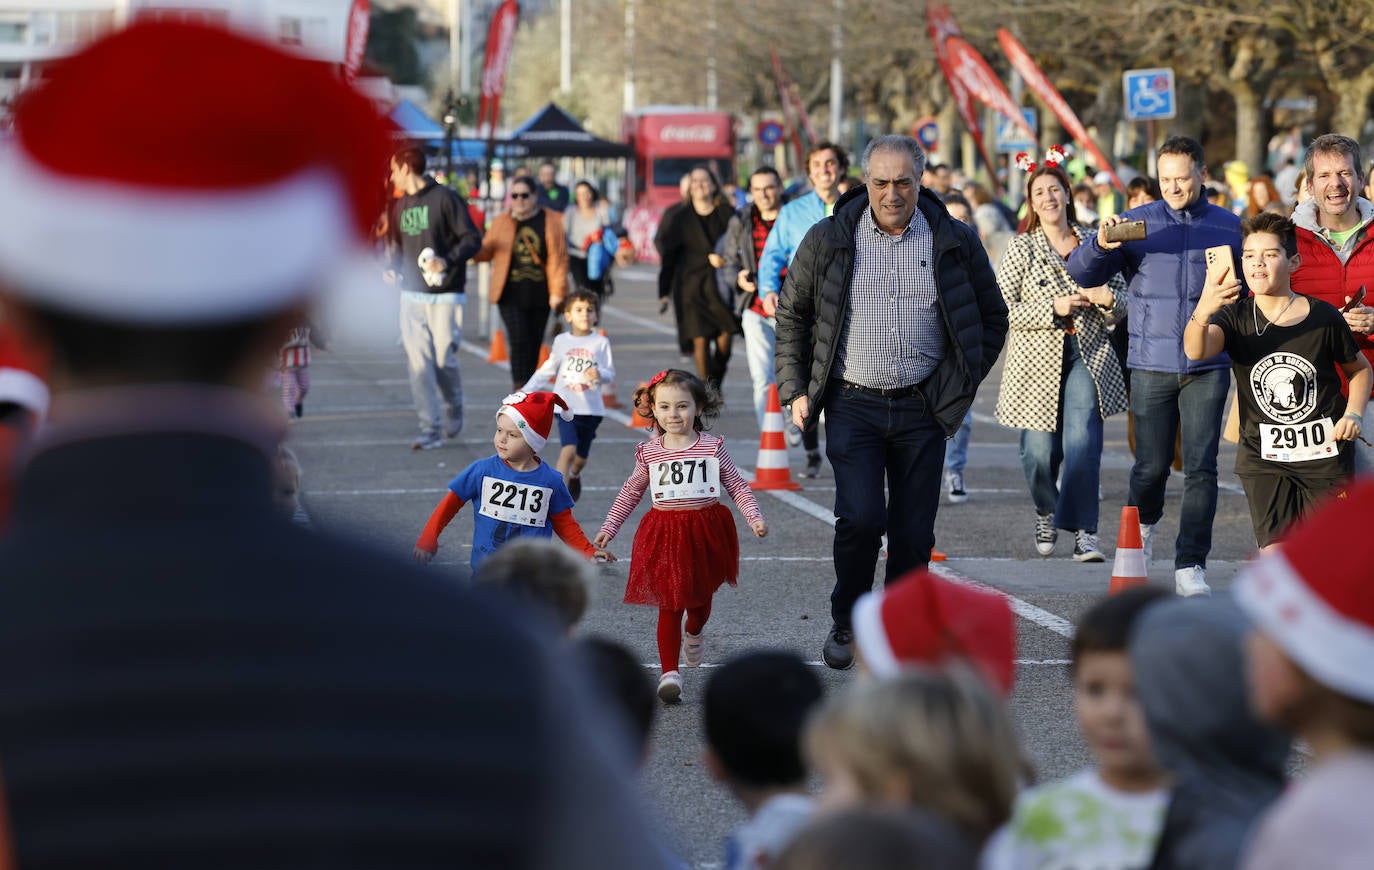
left=995, top=152, right=1129, bottom=562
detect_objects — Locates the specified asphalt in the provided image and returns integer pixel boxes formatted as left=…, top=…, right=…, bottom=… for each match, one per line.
left=293, top=262, right=1263, bottom=869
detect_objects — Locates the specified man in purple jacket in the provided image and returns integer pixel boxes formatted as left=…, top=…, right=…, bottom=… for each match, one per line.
left=1067, top=136, right=1241, bottom=597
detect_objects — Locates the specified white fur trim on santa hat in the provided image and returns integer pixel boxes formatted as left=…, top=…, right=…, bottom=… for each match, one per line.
left=0, top=146, right=352, bottom=324
left=0, top=367, right=49, bottom=417
left=852, top=590, right=899, bottom=677
left=1235, top=552, right=1374, bottom=703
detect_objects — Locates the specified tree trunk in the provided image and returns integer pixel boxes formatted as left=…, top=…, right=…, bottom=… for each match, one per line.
left=1232, top=85, right=1265, bottom=177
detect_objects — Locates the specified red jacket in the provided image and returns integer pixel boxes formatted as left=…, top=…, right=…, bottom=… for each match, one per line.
left=1291, top=211, right=1374, bottom=397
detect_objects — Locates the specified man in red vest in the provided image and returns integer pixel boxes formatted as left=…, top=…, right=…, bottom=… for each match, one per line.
left=1290, top=133, right=1374, bottom=472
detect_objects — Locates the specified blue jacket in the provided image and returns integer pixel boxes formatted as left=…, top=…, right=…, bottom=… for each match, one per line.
left=758, top=191, right=830, bottom=295
left=1067, top=196, right=1241, bottom=374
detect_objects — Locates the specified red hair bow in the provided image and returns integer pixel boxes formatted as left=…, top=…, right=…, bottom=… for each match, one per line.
left=648, top=370, right=669, bottom=388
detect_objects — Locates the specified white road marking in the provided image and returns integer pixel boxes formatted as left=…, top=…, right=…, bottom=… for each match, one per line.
left=636, top=659, right=1070, bottom=669
left=744, top=473, right=1076, bottom=640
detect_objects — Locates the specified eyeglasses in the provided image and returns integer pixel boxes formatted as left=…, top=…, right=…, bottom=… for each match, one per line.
left=510, top=192, right=532, bottom=199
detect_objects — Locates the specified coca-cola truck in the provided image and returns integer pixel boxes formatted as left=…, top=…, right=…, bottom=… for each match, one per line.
left=621, top=106, right=736, bottom=262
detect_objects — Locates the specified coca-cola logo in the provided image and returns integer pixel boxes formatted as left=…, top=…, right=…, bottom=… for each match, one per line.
left=660, top=125, right=718, bottom=143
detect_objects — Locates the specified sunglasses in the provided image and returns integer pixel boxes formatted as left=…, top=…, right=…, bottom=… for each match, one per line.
left=510, top=192, right=532, bottom=199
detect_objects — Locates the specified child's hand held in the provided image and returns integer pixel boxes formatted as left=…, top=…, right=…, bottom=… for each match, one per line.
left=751, top=519, right=768, bottom=538
left=592, top=531, right=611, bottom=549
left=593, top=547, right=617, bottom=563
left=413, top=546, right=435, bottom=564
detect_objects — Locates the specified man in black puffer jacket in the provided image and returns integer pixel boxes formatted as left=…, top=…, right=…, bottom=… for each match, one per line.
left=775, top=134, right=1008, bottom=670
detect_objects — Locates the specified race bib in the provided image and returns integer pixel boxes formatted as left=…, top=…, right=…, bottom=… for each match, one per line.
left=650, top=457, right=720, bottom=502
left=478, top=476, right=553, bottom=526
left=561, top=355, right=599, bottom=392
left=1260, top=418, right=1338, bottom=463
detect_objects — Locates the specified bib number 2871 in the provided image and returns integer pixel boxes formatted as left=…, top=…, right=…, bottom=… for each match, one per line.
left=479, top=477, right=552, bottom=526
left=650, top=457, right=720, bottom=501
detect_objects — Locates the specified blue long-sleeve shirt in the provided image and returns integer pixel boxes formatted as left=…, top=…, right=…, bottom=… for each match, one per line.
left=757, top=191, right=832, bottom=296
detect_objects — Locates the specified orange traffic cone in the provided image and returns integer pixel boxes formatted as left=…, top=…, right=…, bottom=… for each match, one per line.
left=749, top=384, right=803, bottom=491
left=486, top=328, right=508, bottom=364
left=930, top=546, right=947, bottom=562
left=536, top=343, right=551, bottom=369
left=602, top=383, right=623, bottom=409
left=1109, top=506, right=1149, bottom=594
left=626, top=382, right=655, bottom=429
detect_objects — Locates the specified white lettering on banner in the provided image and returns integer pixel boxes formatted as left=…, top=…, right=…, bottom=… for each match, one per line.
left=479, top=476, right=553, bottom=526
left=650, top=457, right=720, bottom=502
left=1261, top=418, right=1338, bottom=463
left=660, top=125, right=718, bottom=144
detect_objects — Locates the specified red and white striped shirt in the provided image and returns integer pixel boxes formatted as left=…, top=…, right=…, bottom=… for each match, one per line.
left=599, top=432, right=762, bottom=541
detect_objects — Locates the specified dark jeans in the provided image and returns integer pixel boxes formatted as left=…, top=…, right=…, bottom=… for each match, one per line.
left=1019, top=340, right=1104, bottom=532
left=824, top=382, right=946, bottom=628
left=1129, top=367, right=1228, bottom=568
left=498, top=298, right=551, bottom=388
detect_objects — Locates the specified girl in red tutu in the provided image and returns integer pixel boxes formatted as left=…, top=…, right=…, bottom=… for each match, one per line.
left=594, top=368, right=767, bottom=702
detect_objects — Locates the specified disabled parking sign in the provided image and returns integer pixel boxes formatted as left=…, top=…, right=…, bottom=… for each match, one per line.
left=1123, top=68, right=1175, bottom=121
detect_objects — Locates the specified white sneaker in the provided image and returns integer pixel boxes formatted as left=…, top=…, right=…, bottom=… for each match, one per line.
left=944, top=470, right=968, bottom=504
left=683, top=630, right=705, bottom=666
left=1175, top=565, right=1211, bottom=597
left=1034, top=513, right=1057, bottom=556
left=657, top=670, right=683, bottom=703
left=1072, top=531, right=1105, bottom=563
left=1140, top=522, right=1154, bottom=566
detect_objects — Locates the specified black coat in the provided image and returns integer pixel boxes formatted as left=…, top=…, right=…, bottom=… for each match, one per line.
left=656, top=201, right=736, bottom=342
left=774, top=186, right=1008, bottom=436
left=0, top=430, right=663, bottom=868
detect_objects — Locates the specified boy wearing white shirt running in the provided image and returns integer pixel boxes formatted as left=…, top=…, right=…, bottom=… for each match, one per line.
left=523, top=291, right=616, bottom=501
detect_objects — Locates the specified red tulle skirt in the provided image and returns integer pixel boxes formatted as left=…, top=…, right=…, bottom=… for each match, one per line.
left=624, top=503, right=740, bottom=610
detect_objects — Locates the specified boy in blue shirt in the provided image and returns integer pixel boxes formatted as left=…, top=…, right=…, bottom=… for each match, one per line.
left=414, top=391, right=615, bottom=569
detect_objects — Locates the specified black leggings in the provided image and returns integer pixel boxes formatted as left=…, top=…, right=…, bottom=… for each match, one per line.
left=568, top=257, right=606, bottom=297
left=499, top=298, right=551, bottom=388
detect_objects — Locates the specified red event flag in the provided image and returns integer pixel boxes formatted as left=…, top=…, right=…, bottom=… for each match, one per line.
left=342, top=0, right=369, bottom=83
left=942, top=36, right=1037, bottom=144
left=925, top=2, right=1001, bottom=192
left=477, top=0, right=520, bottom=141
left=997, top=28, right=1123, bottom=192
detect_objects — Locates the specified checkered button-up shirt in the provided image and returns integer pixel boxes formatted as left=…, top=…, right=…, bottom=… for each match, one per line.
left=833, top=205, right=946, bottom=389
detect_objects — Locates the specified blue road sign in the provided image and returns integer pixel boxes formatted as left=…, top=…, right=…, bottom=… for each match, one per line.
left=1123, top=68, right=1176, bottom=121
left=758, top=120, right=784, bottom=146
left=995, top=107, right=1037, bottom=154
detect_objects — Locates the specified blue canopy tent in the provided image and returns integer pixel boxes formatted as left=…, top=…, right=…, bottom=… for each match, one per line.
left=387, top=99, right=487, bottom=164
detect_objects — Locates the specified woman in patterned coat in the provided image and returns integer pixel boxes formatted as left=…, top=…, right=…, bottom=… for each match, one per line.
left=995, top=158, right=1128, bottom=562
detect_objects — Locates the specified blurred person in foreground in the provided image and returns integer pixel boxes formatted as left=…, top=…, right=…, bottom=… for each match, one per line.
left=1235, top=480, right=1374, bottom=870
left=0, top=21, right=667, bottom=868
left=984, top=587, right=1171, bottom=870
left=704, top=651, right=824, bottom=870
left=774, top=807, right=977, bottom=870
left=1129, top=598, right=1290, bottom=869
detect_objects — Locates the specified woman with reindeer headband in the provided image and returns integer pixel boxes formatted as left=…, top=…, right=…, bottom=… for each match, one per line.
left=995, top=146, right=1129, bottom=563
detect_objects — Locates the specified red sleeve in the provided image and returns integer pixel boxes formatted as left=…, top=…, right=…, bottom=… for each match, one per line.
left=550, top=509, right=596, bottom=557
left=415, top=491, right=465, bottom=553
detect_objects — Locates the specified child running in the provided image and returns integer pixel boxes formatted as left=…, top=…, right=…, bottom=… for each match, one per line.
left=521, top=291, right=615, bottom=501
left=592, top=368, right=767, bottom=703
left=1185, top=212, right=1371, bottom=551
left=983, top=587, right=1171, bottom=870
left=414, top=391, right=615, bottom=571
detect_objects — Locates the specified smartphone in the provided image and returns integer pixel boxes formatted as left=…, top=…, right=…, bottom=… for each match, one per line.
left=1204, top=244, right=1235, bottom=286
left=1102, top=219, right=1147, bottom=243
left=1342, top=285, right=1367, bottom=312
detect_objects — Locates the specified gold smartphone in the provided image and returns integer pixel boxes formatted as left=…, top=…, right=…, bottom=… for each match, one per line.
left=1204, top=244, right=1235, bottom=285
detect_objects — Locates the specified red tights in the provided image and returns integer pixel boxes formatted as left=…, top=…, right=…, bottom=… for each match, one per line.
left=656, top=602, right=712, bottom=674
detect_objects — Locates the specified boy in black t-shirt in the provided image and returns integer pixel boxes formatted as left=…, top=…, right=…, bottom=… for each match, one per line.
left=1185, top=212, right=1371, bottom=550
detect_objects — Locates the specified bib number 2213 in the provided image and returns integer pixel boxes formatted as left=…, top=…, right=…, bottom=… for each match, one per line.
left=479, top=477, right=552, bottom=526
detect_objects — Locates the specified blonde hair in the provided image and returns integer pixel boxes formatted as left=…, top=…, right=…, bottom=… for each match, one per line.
left=805, top=666, right=1025, bottom=843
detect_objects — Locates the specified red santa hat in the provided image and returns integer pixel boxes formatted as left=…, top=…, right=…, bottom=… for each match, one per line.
left=1235, top=480, right=1374, bottom=703
left=0, top=20, right=390, bottom=325
left=0, top=323, right=50, bottom=419
left=498, top=392, right=573, bottom=453
left=852, top=568, right=1016, bottom=697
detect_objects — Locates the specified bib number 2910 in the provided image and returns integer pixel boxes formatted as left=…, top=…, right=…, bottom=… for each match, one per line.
left=479, top=477, right=552, bottom=526
left=1260, top=417, right=1336, bottom=463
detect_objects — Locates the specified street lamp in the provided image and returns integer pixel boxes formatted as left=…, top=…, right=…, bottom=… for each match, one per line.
left=443, top=89, right=458, bottom=185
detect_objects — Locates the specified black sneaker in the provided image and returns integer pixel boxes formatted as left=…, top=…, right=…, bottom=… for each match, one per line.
left=1072, top=530, right=1105, bottom=563
left=567, top=475, right=582, bottom=502
left=1035, top=513, right=1057, bottom=556
left=822, top=625, right=854, bottom=670
left=802, top=451, right=823, bottom=479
